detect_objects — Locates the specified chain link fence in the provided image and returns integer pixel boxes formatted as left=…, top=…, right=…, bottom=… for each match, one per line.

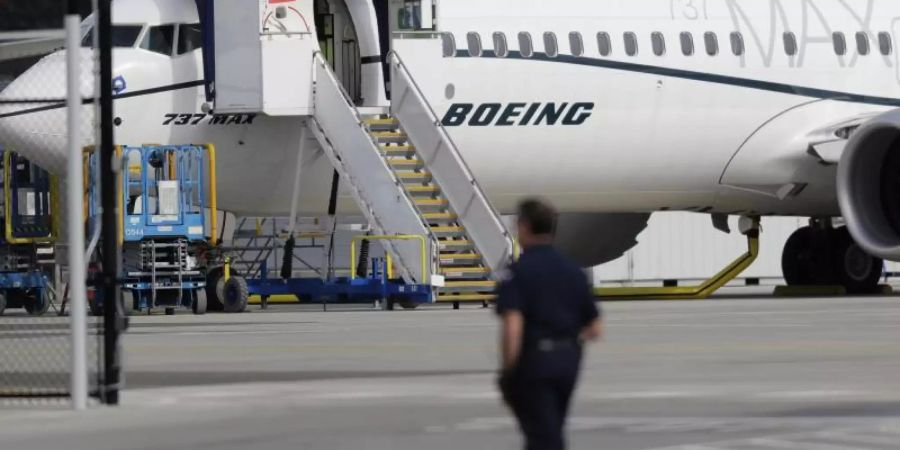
left=0, top=5, right=102, bottom=404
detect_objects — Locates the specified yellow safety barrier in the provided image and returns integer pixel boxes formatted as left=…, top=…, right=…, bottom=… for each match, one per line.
left=350, top=235, right=428, bottom=283
left=595, top=222, right=760, bottom=300
left=3, top=151, right=56, bottom=245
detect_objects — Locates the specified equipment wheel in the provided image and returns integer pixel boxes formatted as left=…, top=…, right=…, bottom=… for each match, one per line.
left=398, top=301, right=419, bottom=310
left=782, top=227, right=817, bottom=286
left=193, top=289, right=208, bottom=315
left=833, top=227, right=883, bottom=294
left=165, top=308, right=176, bottom=316
left=121, top=290, right=135, bottom=316
left=0, top=291, right=6, bottom=316
left=222, top=276, right=249, bottom=313
left=24, top=290, right=51, bottom=316
left=205, top=267, right=226, bottom=312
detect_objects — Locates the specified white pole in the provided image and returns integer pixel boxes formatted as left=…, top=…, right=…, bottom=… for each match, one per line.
left=65, top=13, right=87, bottom=411
left=285, top=125, right=308, bottom=235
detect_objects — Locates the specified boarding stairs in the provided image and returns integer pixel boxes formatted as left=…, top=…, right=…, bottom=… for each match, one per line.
left=308, top=53, right=515, bottom=303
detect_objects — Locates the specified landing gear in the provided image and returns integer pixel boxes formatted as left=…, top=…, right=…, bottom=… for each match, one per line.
left=781, top=223, right=883, bottom=294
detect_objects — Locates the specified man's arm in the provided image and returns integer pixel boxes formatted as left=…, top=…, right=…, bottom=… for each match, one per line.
left=580, top=318, right=603, bottom=342
left=578, top=270, right=603, bottom=343
left=500, top=310, right=524, bottom=371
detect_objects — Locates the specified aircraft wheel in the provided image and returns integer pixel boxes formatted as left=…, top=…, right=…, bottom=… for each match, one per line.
left=24, top=290, right=50, bottom=316
left=833, top=228, right=883, bottom=294
left=222, top=276, right=249, bottom=313
left=782, top=227, right=818, bottom=286
left=193, top=289, right=208, bottom=315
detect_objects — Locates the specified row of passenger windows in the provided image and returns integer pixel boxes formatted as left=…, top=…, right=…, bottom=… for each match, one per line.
left=445, top=30, right=895, bottom=59
left=81, top=23, right=203, bottom=56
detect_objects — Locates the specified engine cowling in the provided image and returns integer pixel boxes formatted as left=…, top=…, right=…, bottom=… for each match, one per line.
left=838, top=109, right=900, bottom=261
left=553, top=212, right=651, bottom=267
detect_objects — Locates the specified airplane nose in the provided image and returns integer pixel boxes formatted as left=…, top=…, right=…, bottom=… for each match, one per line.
left=0, top=49, right=94, bottom=174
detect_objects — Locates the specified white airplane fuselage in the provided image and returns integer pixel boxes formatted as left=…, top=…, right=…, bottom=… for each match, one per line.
left=1, top=0, right=898, bottom=220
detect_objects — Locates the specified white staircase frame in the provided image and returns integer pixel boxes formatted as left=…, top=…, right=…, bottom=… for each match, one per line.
left=308, top=53, right=436, bottom=285
left=388, top=52, right=515, bottom=274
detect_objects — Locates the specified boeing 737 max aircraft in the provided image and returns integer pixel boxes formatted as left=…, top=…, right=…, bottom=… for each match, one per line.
left=1, top=0, right=899, bottom=294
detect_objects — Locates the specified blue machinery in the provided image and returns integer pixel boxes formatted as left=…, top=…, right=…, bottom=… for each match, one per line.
left=87, top=144, right=433, bottom=315
left=0, top=149, right=56, bottom=316
left=88, top=145, right=215, bottom=315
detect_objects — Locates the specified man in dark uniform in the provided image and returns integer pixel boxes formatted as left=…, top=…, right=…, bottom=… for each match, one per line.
left=497, top=199, right=602, bottom=450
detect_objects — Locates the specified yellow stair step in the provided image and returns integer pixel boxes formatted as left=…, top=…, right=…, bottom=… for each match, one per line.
left=380, top=145, right=415, bottom=154
left=432, top=226, right=464, bottom=234
left=371, top=131, right=406, bottom=139
left=440, top=253, right=482, bottom=260
left=415, top=198, right=449, bottom=207
left=396, top=171, right=431, bottom=179
left=388, top=159, right=423, bottom=167
left=439, top=239, right=472, bottom=247
left=405, top=185, right=440, bottom=193
left=364, top=118, right=399, bottom=126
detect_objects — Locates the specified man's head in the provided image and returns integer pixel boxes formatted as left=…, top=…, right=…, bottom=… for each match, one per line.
left=516, top=198, right=557, bottom=248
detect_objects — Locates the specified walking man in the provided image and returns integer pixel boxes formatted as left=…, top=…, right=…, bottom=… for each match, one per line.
left=497, top=198, right=603, bottom=450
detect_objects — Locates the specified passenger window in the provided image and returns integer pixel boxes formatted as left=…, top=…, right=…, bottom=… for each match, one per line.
left=467, top=32, right=482, bottom=57
left=493, top=32, right=508, bottom=57
left=569, top=32, right=584, bottom=57
left=651, top=32, right=665, bottom=56
left=704, top=32, right=718, bottom=56
left=141, top=25, right=175, bottom=56
left=833, top=32, right=847, bottom=56
left=518, top=32, right=534, bottom=58
left=730, top=32, right=744, bottom=56
left=441, top=32, right=456, bottom=57
left=544, top=32, right=558, bottom=57
left=784, top=32, right=798, bottom=56
left=857, top=32, right=870, bottom=55
left=680, top=32, right=694, bottom=56
left=624, top=32, right=638, bottom=56
left=177, top=24, right=202, bottom=55
left=879, top=32, right=893, bottom=56
left=597, top=32, right=612, bottom=56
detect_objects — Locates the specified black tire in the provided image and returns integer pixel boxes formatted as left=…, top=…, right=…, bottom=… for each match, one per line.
left=193, top=289, right=208, bottom=315
left=782, top=227, right=817, bottom=286
left=833, top=228, right=883, bottom=294
left=398, top=301, right=419, bottom=310
left=122, top=290, right=135, bottom=316
left=0, top=292, right=6, bottom=316
left=24, top=290, right=50, bottom=316
left=222, top=276, right=249, bottom=313
left=205, top=267, right=226, bottom=312
left=165, top=308, right=176, bottom=316
left=88, top=294, right=103, bottom=317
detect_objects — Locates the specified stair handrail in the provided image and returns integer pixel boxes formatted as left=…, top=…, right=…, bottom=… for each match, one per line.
left=387, top=51, right=515, bottom=270
left=311, top=52, right=440, bottom=283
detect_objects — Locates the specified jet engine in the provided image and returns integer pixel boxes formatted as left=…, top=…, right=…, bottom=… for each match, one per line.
left=553, top=212, right=651, bottom=267
left=838, top=109, right=900, bottom=262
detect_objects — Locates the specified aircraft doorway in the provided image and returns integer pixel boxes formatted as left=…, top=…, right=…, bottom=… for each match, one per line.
left=315, top=0, right=362, bottom=104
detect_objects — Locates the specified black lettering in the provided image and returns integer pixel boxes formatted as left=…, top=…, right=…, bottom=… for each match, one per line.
left=226, top=115, right=242, bottom=125
left=441, top=103, right=473, bottom=127
left=209, top=114, right=229, bottom=125
left=241, top=114, right=257, bottom=125
left=496, top=103, right=526, bottom=126
left=162, top=114, right=178, bottom=125
left=535, top=103, right=568, bottom=126
left=175, top=114, right=192, bottom=125
left=468, top=103, right=502, bottom=127
left=562, top=102, right=594, bottom=125
left=190, top=114, right=206, bottom=125
left=519, top=103, right=541, bottom=126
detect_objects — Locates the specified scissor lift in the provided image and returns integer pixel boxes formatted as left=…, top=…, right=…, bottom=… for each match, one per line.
left=0, top=150, right=56, bottom=316
left=92, top=145, right=215, bottom=315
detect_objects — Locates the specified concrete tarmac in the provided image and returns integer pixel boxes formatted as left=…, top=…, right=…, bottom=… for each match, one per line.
left=2, top=290, right=900, bottom=449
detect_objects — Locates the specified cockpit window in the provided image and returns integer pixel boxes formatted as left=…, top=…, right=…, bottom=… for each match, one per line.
left=81, top=25, right=144, bottom=48
left=177, top=24, right=203, bottom=55
left=141, top=25, right=176, bottom=56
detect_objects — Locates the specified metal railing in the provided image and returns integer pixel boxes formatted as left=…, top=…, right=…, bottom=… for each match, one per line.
left=388, top=51, right=515, bottom=273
